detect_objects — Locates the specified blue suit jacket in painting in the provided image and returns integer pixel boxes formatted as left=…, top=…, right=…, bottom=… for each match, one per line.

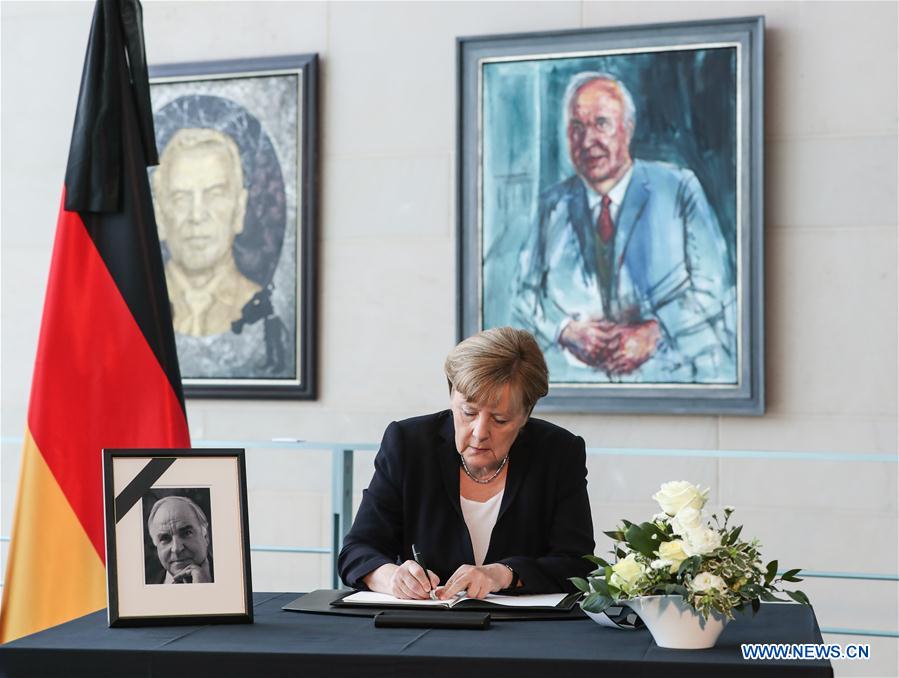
left=512, top=159, right=737, bottom=384
left=337, top=410, right=595, bottom=593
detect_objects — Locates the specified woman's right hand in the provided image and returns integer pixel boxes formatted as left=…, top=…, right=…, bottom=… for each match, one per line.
left=362, top=561, right=440, bottom=599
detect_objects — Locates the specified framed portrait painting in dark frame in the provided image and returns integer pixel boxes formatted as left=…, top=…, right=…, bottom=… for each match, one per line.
left=457, top=18, right=764, bottom=414
left=103, top=448, right=252, bottom=627
left=149, top=54, right=317, bottom=399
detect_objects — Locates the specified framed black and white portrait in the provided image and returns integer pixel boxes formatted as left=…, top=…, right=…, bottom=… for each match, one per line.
left=149, top=54, right=318, bottom=399
left=103, top=449, right=252, bottom=626
left=141, top=487, right=215, bottom=585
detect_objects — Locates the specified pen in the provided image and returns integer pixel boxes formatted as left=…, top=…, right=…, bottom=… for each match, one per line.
left=411, top=543, right=436, bottom=600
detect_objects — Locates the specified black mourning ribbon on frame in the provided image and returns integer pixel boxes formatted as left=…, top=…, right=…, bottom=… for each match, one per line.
left=114, top=457, right=176, bottom=523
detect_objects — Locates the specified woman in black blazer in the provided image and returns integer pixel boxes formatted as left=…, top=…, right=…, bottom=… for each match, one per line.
left=337, top=327, right=595, bottom=599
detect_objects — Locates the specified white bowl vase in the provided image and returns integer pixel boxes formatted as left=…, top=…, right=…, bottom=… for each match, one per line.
left=624, top=595, right=729, bottom=649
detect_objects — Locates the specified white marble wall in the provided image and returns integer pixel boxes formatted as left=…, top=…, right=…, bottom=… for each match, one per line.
left=1, top=2, right=896, bottom=675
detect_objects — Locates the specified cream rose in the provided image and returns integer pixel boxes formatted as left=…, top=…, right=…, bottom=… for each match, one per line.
left=691, top=572, right=727, bottom=593
left=656, top=539, right=689, bottom=573
left=682, top=527, right=722, bottom=556
left=670, top=507, right=704, bottom=536
left=610, top=553, right=646, bottom=594
left=652, top=481, right=708, bottom=516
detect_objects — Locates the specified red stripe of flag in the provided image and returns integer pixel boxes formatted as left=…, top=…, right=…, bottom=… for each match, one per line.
left=29, top=195, right=190, bottom=560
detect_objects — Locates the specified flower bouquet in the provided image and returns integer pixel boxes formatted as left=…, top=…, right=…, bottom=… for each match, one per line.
left=574, top=481, right=809, bottom=648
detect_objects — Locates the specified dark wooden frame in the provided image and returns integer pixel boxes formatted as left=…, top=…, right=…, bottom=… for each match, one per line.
left=456, top=18, right=765, bottom=414
left=103, top=448, right=253, bottom=627
left=149, top=54, right=318, bottom=400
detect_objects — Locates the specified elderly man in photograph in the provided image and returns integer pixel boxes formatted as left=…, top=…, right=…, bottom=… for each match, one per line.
left=152, top=128, right=261, bottom=337
left=512, top=72, right=737, bottom=384
left=147, top=496, right=213, bottom=584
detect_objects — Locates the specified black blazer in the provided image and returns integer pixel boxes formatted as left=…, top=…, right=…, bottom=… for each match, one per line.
left=337, top=410, right=595, bottom=593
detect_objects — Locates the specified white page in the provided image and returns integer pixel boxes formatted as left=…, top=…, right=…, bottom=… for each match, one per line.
left=476, top=593, right=568, bottom=608
left=342, top=591, right=568, bottom=608
left=342, top=591, right=450, bottom=607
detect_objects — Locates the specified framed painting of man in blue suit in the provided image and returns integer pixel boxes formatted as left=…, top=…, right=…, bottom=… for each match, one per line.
left=457, top=17, right=764, bottom=414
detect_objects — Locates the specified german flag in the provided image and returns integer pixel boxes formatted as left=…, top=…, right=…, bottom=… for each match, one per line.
left=0, top=0, right=190, bottom=642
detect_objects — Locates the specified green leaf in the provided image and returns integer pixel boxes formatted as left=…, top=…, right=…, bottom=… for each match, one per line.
left=624, top=523, right=659, bottom=558
left=759, top=590, right=788, bottom=603
left=741, top=584, right=763, bottom=598
left=593, top=577, right=611, bottom=597
left=644, top=521, right=671, bottom=543
left=583, top=555, right=611, bottom=568
left=727, top=525, right=743, bottom=545
left=780, top=569, right=803, bottom=582
left=581, top=592, right=600, bottom=609
left=570, top=577, right=589, bottom=593
left=765, top=560, right=778, bottom=585
left=786, top=590, right=810, bottom=605
left=603, top=530, right=625, bottom=541
left=678, top=556, right=701, bottom=577
left=662, top=583, right=688, bottom=596
left=580, top=592, right=615, bottom=614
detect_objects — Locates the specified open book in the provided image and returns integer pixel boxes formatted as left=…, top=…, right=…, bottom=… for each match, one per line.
left=335, top=590, right=577, bottom=611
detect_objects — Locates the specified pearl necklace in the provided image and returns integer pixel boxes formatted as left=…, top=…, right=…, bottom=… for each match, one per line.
left=460, top=453, right=508, bottom=484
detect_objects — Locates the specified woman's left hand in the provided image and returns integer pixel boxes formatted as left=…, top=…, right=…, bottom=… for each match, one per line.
left=436, top=563, right=512, bottom=600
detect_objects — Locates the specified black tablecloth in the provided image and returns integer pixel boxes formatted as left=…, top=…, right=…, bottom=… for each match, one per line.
left=0, top=592, right=832, bottom=678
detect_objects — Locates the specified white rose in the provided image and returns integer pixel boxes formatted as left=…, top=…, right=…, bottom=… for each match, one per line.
left=691, top=572, right=727, bottom=593
left=652, top=481, right=708, bottom=516
left=652, top=512, right=669, bottom=523
left=682, top=527, right=722, bottom=557
left=656, top=539, right=689, bottom=573
left=670, top=507, right=705, bottom=536
left=610, top=553, right=646, bottom=594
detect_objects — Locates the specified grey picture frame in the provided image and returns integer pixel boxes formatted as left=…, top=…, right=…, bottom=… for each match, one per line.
left=457, top=17, right=765, bottom=414
left=149, top=54, right=318, bottom=400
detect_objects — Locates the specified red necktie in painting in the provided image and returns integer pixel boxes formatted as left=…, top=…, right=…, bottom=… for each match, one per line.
left=598, top=194, right=614, bottom=242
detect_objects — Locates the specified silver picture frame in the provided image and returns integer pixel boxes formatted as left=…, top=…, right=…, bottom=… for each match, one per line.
left=457, top=18, right=765, bottom=414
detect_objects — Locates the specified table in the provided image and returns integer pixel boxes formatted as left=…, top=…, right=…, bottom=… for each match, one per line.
left=0, top=592, right=833, bottom=678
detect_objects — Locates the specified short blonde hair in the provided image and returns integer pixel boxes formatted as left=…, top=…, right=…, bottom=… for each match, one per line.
left=444, top=327, right=548, bottom=416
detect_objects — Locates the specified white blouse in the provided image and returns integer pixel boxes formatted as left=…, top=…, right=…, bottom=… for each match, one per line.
left=460, top=490, right=504, bottom=566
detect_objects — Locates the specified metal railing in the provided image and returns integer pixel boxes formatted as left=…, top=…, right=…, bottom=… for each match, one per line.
left=1, top=436, right=896, bottom=638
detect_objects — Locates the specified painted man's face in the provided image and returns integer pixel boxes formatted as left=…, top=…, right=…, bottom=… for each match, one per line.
left=567, top=79, right=633, bottom=188
left=157, top=142, right=247, bottom=275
